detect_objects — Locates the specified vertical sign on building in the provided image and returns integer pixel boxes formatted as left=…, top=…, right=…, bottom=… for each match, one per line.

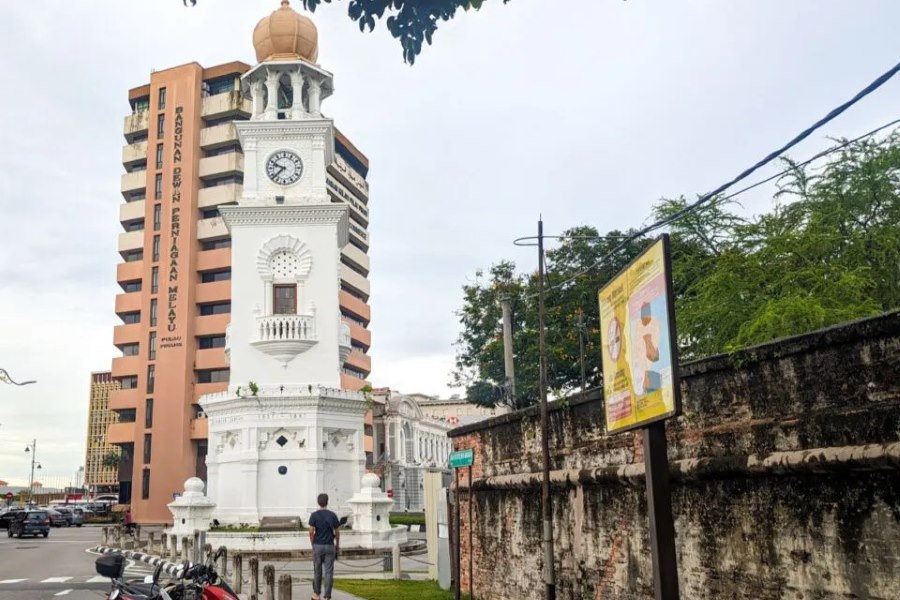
left=163, top=105, right=184, bottom=349
left=598, top=234, right=681, bottom=600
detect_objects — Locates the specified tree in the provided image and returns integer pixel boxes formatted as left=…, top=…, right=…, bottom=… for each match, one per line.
left=183, top=0, right=512, bottom=64
left=102, top=450, right=121, bottom=470
left=455, top=128, right=900, bottom=408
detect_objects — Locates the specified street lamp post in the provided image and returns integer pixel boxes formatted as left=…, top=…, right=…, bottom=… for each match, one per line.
left=25, top=440, right=41, bottom=504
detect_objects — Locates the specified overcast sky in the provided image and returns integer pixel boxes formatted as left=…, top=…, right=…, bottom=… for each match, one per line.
left=0, top=0, right=898, bottom=484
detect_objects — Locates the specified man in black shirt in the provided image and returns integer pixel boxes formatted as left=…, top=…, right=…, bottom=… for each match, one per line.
left=308, top=493, right=340, bottom=600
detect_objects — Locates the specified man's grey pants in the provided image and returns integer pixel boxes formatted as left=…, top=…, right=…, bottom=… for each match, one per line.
left=313, top=544, right=336, bottom=598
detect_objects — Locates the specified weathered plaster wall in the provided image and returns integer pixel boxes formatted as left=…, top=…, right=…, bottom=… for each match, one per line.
left=450, top=311, right=900, bottom=600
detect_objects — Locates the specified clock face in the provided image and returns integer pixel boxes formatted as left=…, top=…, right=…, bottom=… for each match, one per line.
left=266, top=150, right=304, bottom=186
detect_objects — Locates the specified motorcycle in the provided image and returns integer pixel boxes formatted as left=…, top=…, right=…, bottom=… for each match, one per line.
left=95, top=548, right=238, bottom=600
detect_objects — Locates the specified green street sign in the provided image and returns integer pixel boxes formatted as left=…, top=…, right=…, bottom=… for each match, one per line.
left=449, top=449, right=474, bottom=468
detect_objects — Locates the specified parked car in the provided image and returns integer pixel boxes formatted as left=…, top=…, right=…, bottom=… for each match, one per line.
left=8, top=510, right=50, bottom=538
left=68, top=507, right=85, bottom=527
left=47, top=509, right=69, bottom=527
left=0, top=509, right=24, bottom=529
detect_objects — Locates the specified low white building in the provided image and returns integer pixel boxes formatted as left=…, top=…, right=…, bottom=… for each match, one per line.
left=369, top=389, right=505, bottom=511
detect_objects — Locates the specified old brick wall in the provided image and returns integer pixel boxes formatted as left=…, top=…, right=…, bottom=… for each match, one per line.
left=450, top=311, right=900, bottom=600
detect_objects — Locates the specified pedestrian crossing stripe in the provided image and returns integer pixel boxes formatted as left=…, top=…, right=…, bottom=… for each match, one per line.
left=0, top=579, right=27, bottom=584
left=54, top=590, right=73, bottom=596
left=41, top=577, right=73, bottom=583
left=86, top=575, right=109, bottom=583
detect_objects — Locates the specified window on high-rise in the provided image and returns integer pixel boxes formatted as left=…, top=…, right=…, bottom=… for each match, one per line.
left=201, top=208, right=219, bottom=219
left=146, top=364, right=155, bottom=394
left=121, top=280, right=142, bottom=293
left=152, top=235, right=160, bottom=262
left=205, top=76, right=235, bottom=96
left=200, top=269, right=231, bottom=283
left=125, top=220, right=144, bottom=232
left=157, top=114, right=165, bottom=137
left=145, top=398, right=154, bottom=429
left=124, top=250, right=143, bottom=262
left=158, top=87, right=166, bottom=110
left=121, top=312, right=140, bottom=325
left=201, top=238, right=231, bottom=250
left=150, top=267, right=159, bottom=294
left=121, top=343, right=139, bottom=357
left=154, top=173, right=163, bottom=200
left=273, top=285, right=297, bottom=315
left=199, top=302, right=231, bottom=316
left=148, top=332, right=157, bottom=361
left=133, top=97, right=150, bottom=112
left=150, top=299, right=158, bottom=327
left=141, top=468, right=150, bottom=499
left=196, top=368, right=230, bottom=384
left=119, top=376, right=138, bottom=389
left=155, top=144, right=164, bottom=169
left=153, top=204, right=161, bottom=231
left=143, top=434, right=152, bottom=464
left=198, top=335, right=227, bottom=349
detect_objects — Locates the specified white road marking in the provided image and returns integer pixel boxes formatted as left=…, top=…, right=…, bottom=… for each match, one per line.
left=86, top=575, right=109, bottom=583
left=54, top=590, right=73, bottom=596
left=41, top=577, right=73, bottom=583
left=0, top=579, right=27, bottom=584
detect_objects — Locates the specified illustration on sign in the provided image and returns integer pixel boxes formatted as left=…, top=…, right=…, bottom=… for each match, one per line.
left=598, top=235, right=681, bottom=434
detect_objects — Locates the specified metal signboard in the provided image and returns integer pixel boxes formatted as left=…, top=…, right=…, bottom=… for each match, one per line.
left=598, top=234, right=682, bottom=435
left=449, top=449, right=474, bottom=469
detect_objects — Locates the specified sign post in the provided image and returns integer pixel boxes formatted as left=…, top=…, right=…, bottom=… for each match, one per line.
left=5, top=492, right=12, bottom=507
left=449, top=449, right=475, bottom=600
left=598, top=234, right=681, bottom=600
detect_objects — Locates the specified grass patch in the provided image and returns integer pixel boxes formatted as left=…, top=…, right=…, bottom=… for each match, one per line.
left=209, top=525, right=262, bottom=533
left=389, top=514, right=426, bottom=526
left=332, top=579, right=454, bottom=600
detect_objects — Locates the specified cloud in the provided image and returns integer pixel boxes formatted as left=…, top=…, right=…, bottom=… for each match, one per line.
left=1, top=0, right=898, bottom=484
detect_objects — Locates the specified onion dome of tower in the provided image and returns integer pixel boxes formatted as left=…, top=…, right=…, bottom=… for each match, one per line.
left=253, top=0, right=319, bottom=63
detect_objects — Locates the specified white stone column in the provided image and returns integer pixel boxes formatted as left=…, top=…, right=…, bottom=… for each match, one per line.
left=264, top=69, right=280, bottom=120
left=250, top=79, right=264, bottom=119
left=290, top=69, right=305, bottom=119
left=242, top=137, right=258, bottom=202
left=308, top=78, right=322, bottom=116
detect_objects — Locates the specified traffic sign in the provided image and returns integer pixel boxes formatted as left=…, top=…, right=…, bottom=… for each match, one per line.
left=449, top=449, right=474, bottom=468
left=5, top=492, right=12, bottom=500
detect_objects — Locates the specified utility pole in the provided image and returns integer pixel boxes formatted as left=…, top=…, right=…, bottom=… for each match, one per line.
left=576, top=313, right=587, bottom=396
left=500, top=297, right=516, bottom=405
left=536, top=219, right=555, bottom=600
left=26, top=439, right=38, bottom=504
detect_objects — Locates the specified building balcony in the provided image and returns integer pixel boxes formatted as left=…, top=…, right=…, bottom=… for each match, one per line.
left=190, top=417, right=208, bottom=440
left=251, top=313, right=317, bottom=364
left=122, top=141, right=148, bottom=168
left=120, top=170, right=147, bottom=198
left=199, top=153, right=244, bottom=180
left=201, top=91, right=251, bottom=121
left=116, top=260, right=143, bottom=284
left=123, top=111, right=149, bottom=143
left=341, top=244, right=369, bottom=276
left=195, top=348, right=228, bottom=371
left=111, top=355, right=141, bottom=378
left=328, top=156, right=369, bottom=201
left=339, top=290, right=371, bottom=325
left=347, top=321, right=371, bottom=351
left=196, top=280, right=231, bottom=304
left=112, top=323, right=141, bottom=347
left=195, top=313, right=230, bottom=336
left=198, top=183, right=242, bottom=209
left=197, top=247, right=231, bottom=272
left=194, top=381, right=228, bottom=402
left=200, top=122, right=239, bottom=150
left=118, top=230, right=144, bottom=254
left=341, top=373, right=368, bottom=392
left=348, top=222, right=369, bottom=252
left=107, top=422, right=137, bottom=445
left=109, top=388, right=141, bottom=411
left=197, top=216, right=229, bottom=241
left=115, top=292, right=141, bottom=315
left=345, top=349, right=371, bottom=375
left=119, top=199, right=145, bottom=225
left=341, top=267, right=370, bottom=301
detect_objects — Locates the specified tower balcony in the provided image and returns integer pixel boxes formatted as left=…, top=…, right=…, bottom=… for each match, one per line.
left=201, top=91, right=251, bottom=121
left=123, top=111, right=149, bottom=143
left=200, top=122, right=239, bottom=150
left=251, top=313, right=318, bottom=364
left=198, top=183, right=242, bottom=209
left=120, top=170, right=147, bottom=198
left=122, top=141, right=148, bottom=169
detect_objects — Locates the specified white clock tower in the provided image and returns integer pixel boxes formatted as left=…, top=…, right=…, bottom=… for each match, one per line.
left=200, top=1, right=368, bottom=525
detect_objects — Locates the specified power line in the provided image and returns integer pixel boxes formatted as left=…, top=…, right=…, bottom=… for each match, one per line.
left=534, top=59, right=900, bottom=297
